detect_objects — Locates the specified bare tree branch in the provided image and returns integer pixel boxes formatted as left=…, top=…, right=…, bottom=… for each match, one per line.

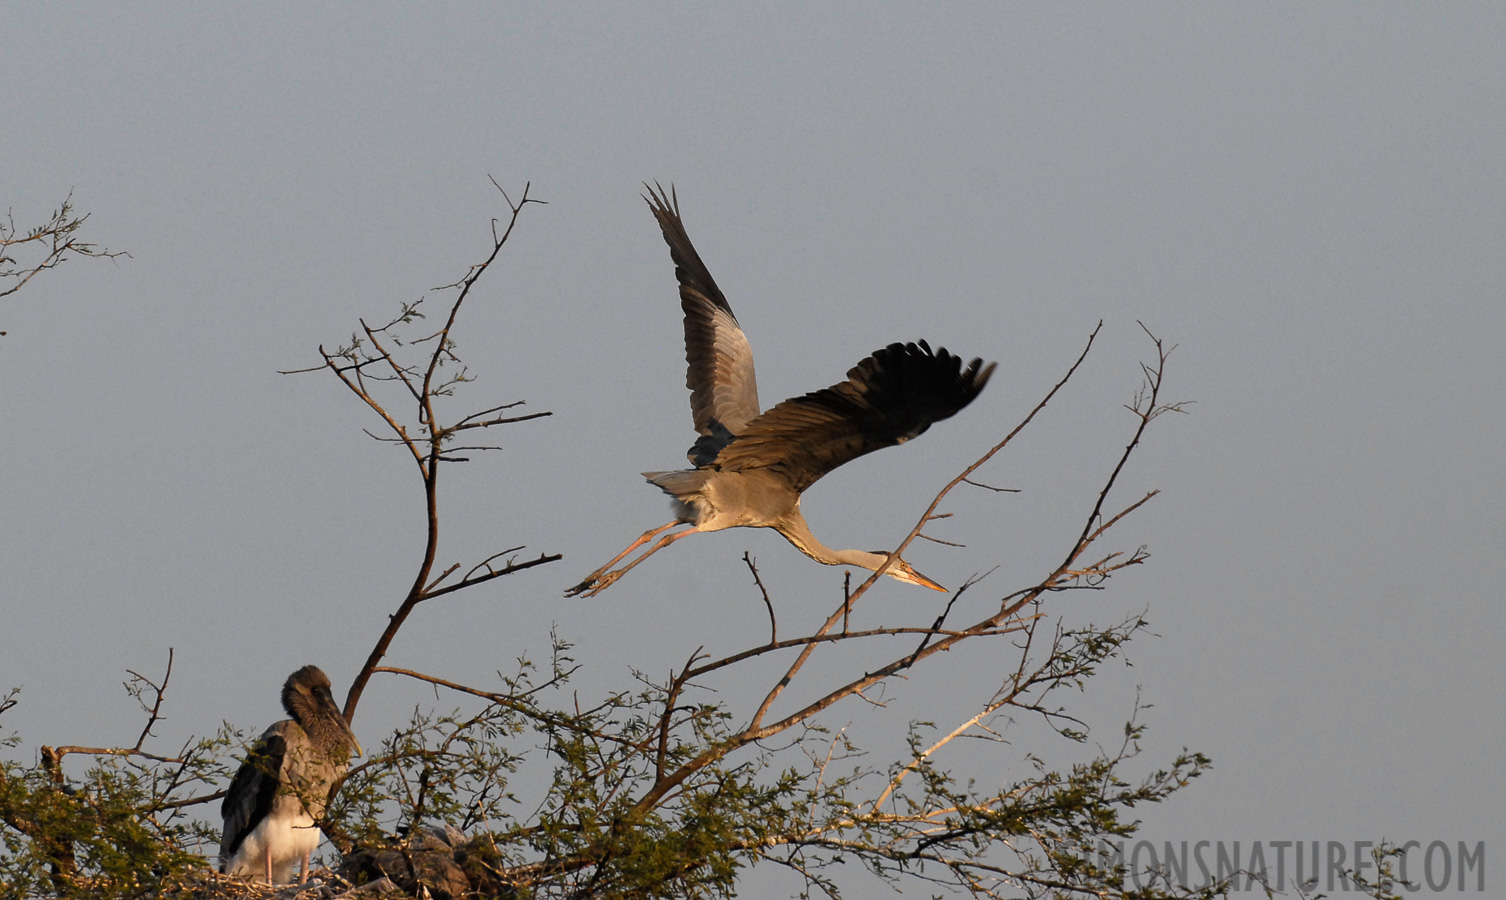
left=291, top=181, right=561, bottom=721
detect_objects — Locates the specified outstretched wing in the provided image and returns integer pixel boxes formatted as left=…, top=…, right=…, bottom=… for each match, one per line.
left=219, top=724, right=289, bottom=864
left=644, top=184, right=761, bottom=460
left=712, top=341, right=995, bottom=494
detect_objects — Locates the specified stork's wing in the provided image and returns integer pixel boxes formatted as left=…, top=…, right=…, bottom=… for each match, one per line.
left=713, top=341, right=995, bottom=494
left=644, top=185, right=761, bottom=456
left=219, top=724, right=289, bottom=862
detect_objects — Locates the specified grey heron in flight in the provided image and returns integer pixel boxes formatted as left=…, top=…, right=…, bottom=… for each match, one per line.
left=220, top=665, right=362, bottom=885
left=566, top=186, right=995, bottom=598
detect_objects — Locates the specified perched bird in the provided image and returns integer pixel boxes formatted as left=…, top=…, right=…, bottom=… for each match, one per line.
left=567, top=186, right=995, bottom=597
left=220, top=665, right=362, bottom=885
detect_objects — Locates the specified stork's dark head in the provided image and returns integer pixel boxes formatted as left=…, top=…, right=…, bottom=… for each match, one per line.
left=282, top=665, right=363, bottom=759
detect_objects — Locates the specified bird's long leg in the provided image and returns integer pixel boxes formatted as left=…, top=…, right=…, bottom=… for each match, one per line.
left=575, top=526, right=700, bottom=597
left=299, top=849, right=310, bottom=884
left=264, top=845, right=273, bottom=885
left=565, top=521, right=683, bottom=596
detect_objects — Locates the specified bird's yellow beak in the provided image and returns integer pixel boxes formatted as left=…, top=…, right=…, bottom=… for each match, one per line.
left=912, top=570, right=947, bottom=592
left=894, top=559, right=947, bottom=592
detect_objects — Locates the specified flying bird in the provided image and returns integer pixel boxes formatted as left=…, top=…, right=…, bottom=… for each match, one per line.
left=566, top=186, right=995, bottom=598
left=220, top=665, right=362, bottom=885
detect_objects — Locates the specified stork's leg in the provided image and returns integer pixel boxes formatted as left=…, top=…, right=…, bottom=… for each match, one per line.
left=565, top=521, right=683, bottom=596
left=575, top=526, right=700, bottom=597
left=299, top=849, right=310, bottom=884
left=264, top=844, right=273, bottom=884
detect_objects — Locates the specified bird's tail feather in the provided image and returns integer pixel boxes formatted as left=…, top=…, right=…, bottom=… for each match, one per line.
left=643, top=469, right=712, bottom=524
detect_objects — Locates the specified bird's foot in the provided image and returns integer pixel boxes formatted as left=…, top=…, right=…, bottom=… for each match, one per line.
left=565, top=570, right=622, bottom=598
left=564, top=573, right=603, bottom=597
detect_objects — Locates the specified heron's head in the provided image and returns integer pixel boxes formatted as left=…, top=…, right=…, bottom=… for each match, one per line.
left=283, top=665, right=364, bottom=759
left=878, top=556, right=946, bottom=592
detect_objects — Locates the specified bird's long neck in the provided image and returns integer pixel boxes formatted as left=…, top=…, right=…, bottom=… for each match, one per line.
left=776, top=512, right=888, bottom=573
left=300, top=714, right=355, bottom=757
left=287, top=694, right=357, bottom=757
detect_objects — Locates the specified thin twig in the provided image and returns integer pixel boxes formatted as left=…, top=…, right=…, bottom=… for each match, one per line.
left=743, top=553, right=777, bottom=644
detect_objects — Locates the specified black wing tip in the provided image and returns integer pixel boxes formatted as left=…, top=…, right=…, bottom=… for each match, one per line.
left=859, top=340, right=996, bottom=418
left=642, top=181, right=690, bottom=246
left=642, top=181, right=679, bottom=217
left=877, top=339, right=995, bottom=383
left=971, top=358, right=998, bottom=391
left=642, top=184, right=737, bottom=321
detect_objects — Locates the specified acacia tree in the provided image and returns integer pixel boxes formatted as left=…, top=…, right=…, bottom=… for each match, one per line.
left=293, top=181, right=1208, bottom=899
left=0, top=182, right=1342, bottom=900
left=0, top=195, right=228, bottom=897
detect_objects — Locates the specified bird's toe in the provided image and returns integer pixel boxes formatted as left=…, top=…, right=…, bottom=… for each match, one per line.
left=573, top=571, right=624, bottom=598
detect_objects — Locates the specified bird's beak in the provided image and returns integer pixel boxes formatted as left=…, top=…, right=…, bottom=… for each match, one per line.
left=344, top=721, right=363, bottom=759
left=912, top=570, right=947, bottom=592
left=896, top=560, right=947, bottom=592
left=326, top=694, right=363, bottom=758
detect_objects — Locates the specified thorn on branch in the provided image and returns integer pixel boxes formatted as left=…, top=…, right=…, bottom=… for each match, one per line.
left=916, top=533, right=965, bottom=548
left=962, top=477, right=1019, bottom=493
left=462, top=546, right=528, bottom=583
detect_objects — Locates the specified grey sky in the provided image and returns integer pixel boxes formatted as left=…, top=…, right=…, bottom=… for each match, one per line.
left=3, top=3, right=1503, bottom=892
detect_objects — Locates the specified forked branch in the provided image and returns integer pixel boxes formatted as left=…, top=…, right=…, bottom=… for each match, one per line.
left=40, top=649, right=185, bottom=770
left=287, top=182, right=561, bottom=721
left=0, top=192, right=127, bottom=304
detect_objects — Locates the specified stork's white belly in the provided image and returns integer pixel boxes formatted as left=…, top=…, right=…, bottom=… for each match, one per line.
left=223, top=802, right=324, bottom=884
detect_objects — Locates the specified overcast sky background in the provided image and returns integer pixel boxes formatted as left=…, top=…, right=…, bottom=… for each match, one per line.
left=3, top=4, right=1503, bottom=894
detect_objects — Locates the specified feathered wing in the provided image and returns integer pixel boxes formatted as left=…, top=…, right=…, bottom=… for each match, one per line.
left=644, top=185, right=761, bottom=460
left=712, top=341, right=996, bottom=494
left=220, top=724, right=289, bottom=865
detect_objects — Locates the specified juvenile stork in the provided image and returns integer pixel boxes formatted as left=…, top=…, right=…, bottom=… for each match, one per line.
left=567, top=186, right=995, bottom=597
left=220, top=665, right=362, bottom=885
